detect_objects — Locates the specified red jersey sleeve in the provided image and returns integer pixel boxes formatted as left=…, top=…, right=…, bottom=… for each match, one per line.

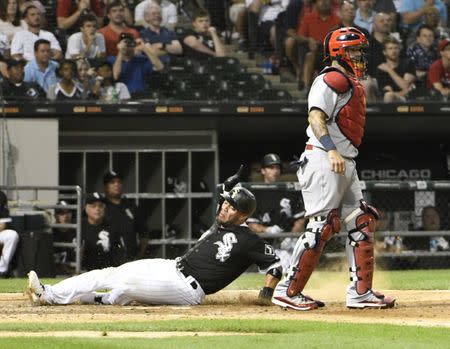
left=57, top=0, right=72, bottom=17
left=91, top=0, right=104, bottom=17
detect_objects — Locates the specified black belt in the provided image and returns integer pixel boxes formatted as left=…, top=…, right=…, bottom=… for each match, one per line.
left=178, top=266, right=198, bottom=290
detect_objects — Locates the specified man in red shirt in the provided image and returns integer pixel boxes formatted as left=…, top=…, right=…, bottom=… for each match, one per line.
left=98, top=0, right=140, bottom=56
left=295, top=0, right=339, bottom=96
left=57, top=0, right=104, bottom=33
left=428, top=38, right=450, bottom=100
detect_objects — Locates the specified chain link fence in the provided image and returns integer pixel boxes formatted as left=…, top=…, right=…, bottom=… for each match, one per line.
left=241, top=181, right=450, bottom=270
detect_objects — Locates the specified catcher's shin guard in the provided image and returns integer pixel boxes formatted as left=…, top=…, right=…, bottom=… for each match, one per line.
left=286, top=209, right=340, bottom=297
left=345, top=201, right=379, bottom=295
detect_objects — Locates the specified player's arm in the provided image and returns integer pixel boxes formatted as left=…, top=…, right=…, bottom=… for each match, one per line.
left=308, top=108, right=345, bottom=175
left=248, top=222, right=283, bottom=234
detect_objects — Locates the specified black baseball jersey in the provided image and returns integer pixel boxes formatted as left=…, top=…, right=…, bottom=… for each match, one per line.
left=181, top=29, right=216, bottom=60
left=81, top=217, right=125, bottom=270
left=53, top=227, right=76, bottom=273
left=104, top=197, right=148, bottom=260
left=178, top=224, right=281, bottom=294
left=1, top=79, right=45, bottom=100
left=247, top=189, right=305, bottom=231
left=0, top=206, right=12, bottom=230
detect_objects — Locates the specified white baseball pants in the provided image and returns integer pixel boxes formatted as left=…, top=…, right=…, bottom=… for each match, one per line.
left=0, top=229, right=19, bottom=273
left=44, top=259, right=205, bottom=305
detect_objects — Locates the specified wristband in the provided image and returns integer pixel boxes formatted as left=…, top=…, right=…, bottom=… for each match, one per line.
left=319, top=134, right=337, bottom=152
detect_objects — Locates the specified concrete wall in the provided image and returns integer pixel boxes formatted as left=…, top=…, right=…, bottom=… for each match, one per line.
left=0, top=118, right=58, bottom=203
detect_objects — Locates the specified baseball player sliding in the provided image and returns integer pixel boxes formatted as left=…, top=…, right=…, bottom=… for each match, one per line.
left=272, top=27, right=395, bottom=310
left=27, top=168, right=283, bottom=306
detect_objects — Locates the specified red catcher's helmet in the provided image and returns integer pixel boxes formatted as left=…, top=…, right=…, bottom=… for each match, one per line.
left=324, top=27, right=369, bottom=78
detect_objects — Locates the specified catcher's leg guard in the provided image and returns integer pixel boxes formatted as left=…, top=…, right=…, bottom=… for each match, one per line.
left=345, top=201, right=379, bottom=295
left=286, top=209, right=341, bottom=297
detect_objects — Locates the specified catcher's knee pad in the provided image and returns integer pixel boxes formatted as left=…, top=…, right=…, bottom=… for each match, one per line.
left=286, top=209, right=340, bottom=297
left=345, top=200, right=379, bottom=295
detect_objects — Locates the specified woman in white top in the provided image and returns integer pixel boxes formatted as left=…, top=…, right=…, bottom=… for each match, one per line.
left=0, top=0, right=26, bottom=43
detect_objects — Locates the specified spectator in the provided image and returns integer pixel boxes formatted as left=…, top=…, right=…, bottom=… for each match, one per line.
left=427, top=38, right=450, bottom=100
left=403, top=206, right=449, bottom=251
left=134, top=0, right=177, bottom=30
left=11, top=5, right=62, bottom=61
left=354, top=0, right=377, bottom=33
left=103, top=171, right=149, bottom=260
left=246, top=0, right=289, bottom=55
left=52, top=200, right=75, bottom=275
left=19, top=0, right=47, bottom=29
left=229, top=0, right=246, bottom=41
left=0, top=0, right=26, bottom=44
left=0, top=191, right=19, bottom=278
left=92, top=60, right=130, bottom=101
left=140, top=3, right=182, bottom=64
left=406, top=24, right=439, bottom=97
left=98, top=0, right=140, bottom=56
left=75, top=57, right=96, bottom=98
left=399, top=0, right=448, bottom=46
left=47, top=60, right=85, bottom=100
left=57, top=0, right=104, bottom=33
left=182, top=10, right=226, bottom=60
left=108, top=33, right=164, bottom=96
left=367, top=12, right=392, bottom=77
left=294, top=0, right=340, bottom=96
left=102, top=0, right=134, bottom=26
left=339, top=1, right=371, bottom=38
left=23, top=39, right=59, bottom=92
left=283, top=0, right=306, bottom=83
left=1, top=58, right=45, bottom=100
left=373, top=36, right=416, bottom=102
left=82, top=192, right=125, bottom=270
left=423, top=6, right=450, bottom=41
left=373, top=0, right=397, bottom=31
left=66, top=13, right=106, bottom=59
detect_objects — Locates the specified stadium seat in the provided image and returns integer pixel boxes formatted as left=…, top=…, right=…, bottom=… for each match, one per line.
left=258, top=89, right=293, bottom=101
left=229, top=73, right=268, bottom=92
left=167, top=57, right=198, bottom=75
left=206, top=57, right=246, bottom=75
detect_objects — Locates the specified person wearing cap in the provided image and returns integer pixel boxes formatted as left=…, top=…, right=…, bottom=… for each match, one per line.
left=27, top=169, right=282, bottom=307
left=248, top=153, right=305, bottom=235
left=102, top=171, right=148, bottom=261
left=81, top=192, right=125, bottom=271
left=1, top=58, right=45, bottom=100
left=247, top=154, right=306, bottom=271
left=52, top=200, right=76, bottom=275
left=98, top=1, right=140, bottom=57
left=107, top=31, right=164, bottom=97
left=427, top=38, right=450, bottom=100
left=0, top=191, right=19, bottom=278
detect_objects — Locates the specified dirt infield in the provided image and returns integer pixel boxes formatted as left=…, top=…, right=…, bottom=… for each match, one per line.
left=1, top=289, right=449, bottom=329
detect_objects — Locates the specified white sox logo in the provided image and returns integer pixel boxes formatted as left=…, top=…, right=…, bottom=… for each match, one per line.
left=214, top=233, right=238, bottom=262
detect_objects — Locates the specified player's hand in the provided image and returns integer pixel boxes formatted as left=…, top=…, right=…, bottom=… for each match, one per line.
left=327, top=150, right=346, bottom=175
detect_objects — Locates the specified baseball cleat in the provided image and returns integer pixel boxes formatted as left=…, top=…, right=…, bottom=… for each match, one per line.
left=27, top=270, right=48, bottom=305
left=272, top=293, right=319, bottom=311
left=346, top=289, right=395, bottom=309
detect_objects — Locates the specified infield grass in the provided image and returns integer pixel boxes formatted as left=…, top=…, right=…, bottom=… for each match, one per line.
left=0, top=320, right=449, bottom=349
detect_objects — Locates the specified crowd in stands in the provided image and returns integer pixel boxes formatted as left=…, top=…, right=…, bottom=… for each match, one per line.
left=0, top=0, right=450, bottom=102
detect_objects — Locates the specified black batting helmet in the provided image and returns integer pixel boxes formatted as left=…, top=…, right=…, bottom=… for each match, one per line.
left=261, top=153, right=282, bottom=168
left=220, top=186, right=256, bottom=216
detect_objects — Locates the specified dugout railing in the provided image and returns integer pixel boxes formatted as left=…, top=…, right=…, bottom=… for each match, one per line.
left=0, top=185, right=83, bottom=274
left=238, top=180, right=450, bottom=270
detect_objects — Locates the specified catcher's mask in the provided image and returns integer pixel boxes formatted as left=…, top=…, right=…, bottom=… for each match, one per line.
left=324, top=27, right=369, bottom=79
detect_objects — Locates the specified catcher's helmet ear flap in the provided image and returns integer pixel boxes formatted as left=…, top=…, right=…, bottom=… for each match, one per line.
left=220, top=186, right=257, bottom=217
left=323, top=31, right=332, bottom=65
